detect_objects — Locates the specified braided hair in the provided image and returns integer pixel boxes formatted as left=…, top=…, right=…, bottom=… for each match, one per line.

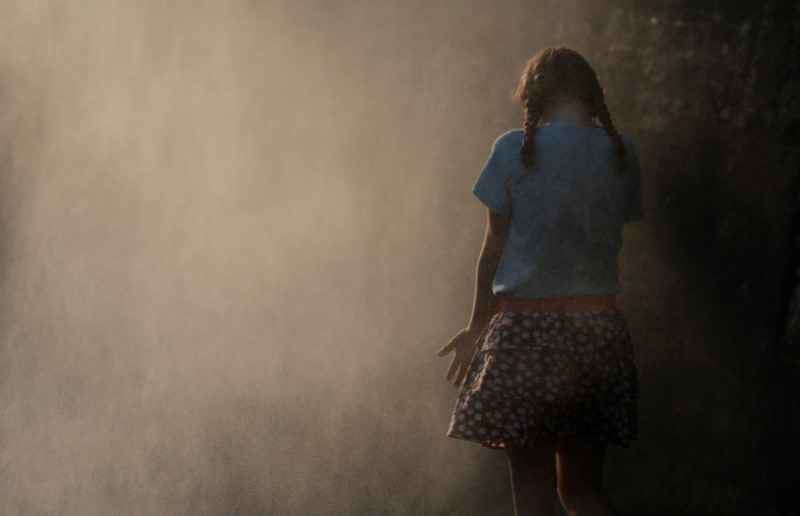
left=513, top=47, right=627, bottom=171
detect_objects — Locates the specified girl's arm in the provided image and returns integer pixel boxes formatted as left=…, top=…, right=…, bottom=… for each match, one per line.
left=438, top=210, right=510, bottom=387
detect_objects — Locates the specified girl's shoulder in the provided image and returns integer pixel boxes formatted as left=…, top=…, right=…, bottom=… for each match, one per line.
left=494, top=129, right=524, bottom=145
left=490, top=129, right=524, bottom=152
left=487, top=126, right=638, bottom=157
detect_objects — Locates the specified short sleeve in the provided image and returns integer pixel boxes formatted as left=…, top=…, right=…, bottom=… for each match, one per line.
left=472, top=136, right=514, bottom=215
left=625, top=141, right=644, bottom=222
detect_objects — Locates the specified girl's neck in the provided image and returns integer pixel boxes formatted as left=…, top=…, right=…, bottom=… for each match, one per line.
left=541, top=98, right=596, bottom=128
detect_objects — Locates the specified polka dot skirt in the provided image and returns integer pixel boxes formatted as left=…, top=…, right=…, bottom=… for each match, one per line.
left=446, top=311, right=638, bottom=449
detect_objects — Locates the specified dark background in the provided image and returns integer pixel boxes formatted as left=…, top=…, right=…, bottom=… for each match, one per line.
left=0, top=0, right=797, bottom=514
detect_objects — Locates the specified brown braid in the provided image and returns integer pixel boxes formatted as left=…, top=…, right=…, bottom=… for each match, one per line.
left=595, top=91, right=628, bottom=172
left=521, top=90, right=543, bottom=168
left=513, top=47, right=627, bottom=172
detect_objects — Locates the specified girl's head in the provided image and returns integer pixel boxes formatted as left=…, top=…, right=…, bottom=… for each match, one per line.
left=513, top=47, right=626, bottom=171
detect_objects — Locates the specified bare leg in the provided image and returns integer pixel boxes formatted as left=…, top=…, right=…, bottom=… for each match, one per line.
left=506, top=442, right=558, bottom=516
left=556, top=438, right=617, bottom=516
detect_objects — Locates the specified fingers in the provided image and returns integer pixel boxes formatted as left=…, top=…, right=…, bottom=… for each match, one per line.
left=437, top=329, right=467, bottom=357
left=454, top=361, right=469, bottom=387
left=444, top=355, right=458, bottom=382
left=436, top=342, right=453, bottom=357
left=445, top=351, right=474, bottom=387
left=439, top=329, right=480, bottom=386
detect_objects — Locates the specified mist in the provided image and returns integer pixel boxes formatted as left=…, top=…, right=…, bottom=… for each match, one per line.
left=1, top=1, right=797, bottom=515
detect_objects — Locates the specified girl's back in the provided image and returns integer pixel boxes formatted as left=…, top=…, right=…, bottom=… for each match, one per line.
left=474, top=123, right=643, bottom=299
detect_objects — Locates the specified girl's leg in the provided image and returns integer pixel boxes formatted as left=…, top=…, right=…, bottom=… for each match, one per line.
left=556, top=438, right=617, bottom=516
left=506, top=442, right=558, bottom=516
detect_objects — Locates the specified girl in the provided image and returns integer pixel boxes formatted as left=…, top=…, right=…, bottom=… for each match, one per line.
left=437, top=47, right=642, bottom=516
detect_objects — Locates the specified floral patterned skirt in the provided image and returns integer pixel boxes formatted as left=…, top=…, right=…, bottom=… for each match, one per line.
left=446, top=310, right=638, bottom=449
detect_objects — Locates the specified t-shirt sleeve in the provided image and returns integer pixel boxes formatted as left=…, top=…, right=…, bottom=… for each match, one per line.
left=625, top=141, right=644, bottom=222
left=472, top=136, right=513, bottom=215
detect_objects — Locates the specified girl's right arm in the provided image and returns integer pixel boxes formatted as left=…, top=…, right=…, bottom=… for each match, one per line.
left=437, top=210, right=509, bottom=387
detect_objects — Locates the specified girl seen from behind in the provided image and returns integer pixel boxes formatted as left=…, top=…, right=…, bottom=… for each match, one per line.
left=437, top=47, right=643, bottom=516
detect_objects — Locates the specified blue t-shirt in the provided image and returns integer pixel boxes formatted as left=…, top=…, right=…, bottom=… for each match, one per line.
left=473, top=122, right=643, bottom=298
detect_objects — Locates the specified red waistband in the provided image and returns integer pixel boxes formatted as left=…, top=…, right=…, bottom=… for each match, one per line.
left=494, top=295, right=616, bottom=313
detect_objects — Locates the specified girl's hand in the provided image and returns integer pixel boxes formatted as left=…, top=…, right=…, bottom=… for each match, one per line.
left=437, top=328, right=481, bottom=388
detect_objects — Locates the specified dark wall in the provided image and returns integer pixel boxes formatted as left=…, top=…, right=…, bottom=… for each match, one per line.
left=584, top=1, right=800, bottom=514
